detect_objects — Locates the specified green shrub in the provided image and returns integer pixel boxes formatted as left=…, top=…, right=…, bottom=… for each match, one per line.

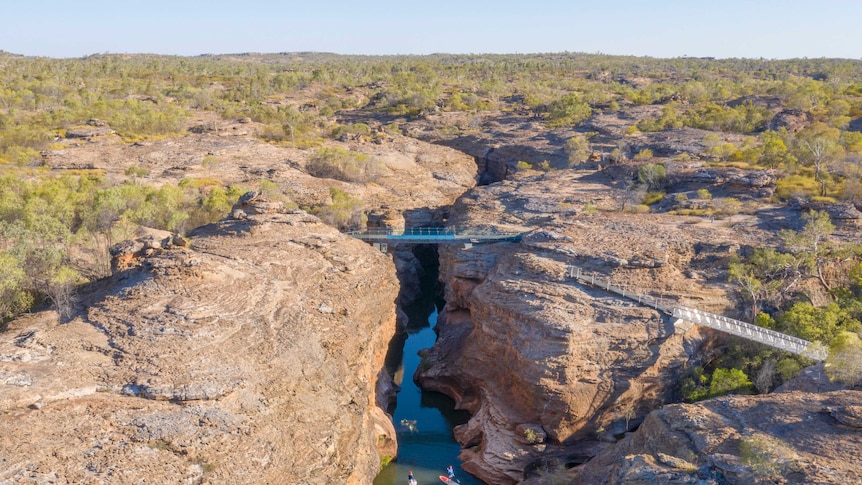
left=774, top=175, right=820, bottom=200
left=669, top=208, right=714, bottom=217
left=708, top=368, right=754, bottom=397
left=776, top=358, right=803, bottom=382
left=609, top=147, right=626, bottom=162
left=124, top=165, right=150, bottom=178
left=633, top=148, right=654, bottom=160
left=739, top=435, right=785, bottom=477
left=331, top=122, right=371, bottom=139
left=674, top=193, right=688, bottom=202
left=544, top=93, right=592, bottom=128
left=825, top=331, right=862, bottom=387
left=309, top=187, right=365, bottom=230
left=306, top=147, right=382, bottom=183
left=696, top=188, right=712, bottom=200
left=775, top=301, right=861, bottom=344
left=715, top=197, right=742, bottom=217
left=515, top=161, right=533, bottom=170
left=707, top=160, right=751, bottom=169
left=179, top=177, right=222, bottom=189
left=643, top=191, right=665, bottom=205
left=682, top=367, right=754, bottom=402
left=636, top=104, right=683, bottom=132
left=638, top=163, right=666, bottom=189
left=0, top=252, right=34, bottom=322
left=94, top=99, right=189, bottom=140
left=681, top=102, right=772, bottom=133
left=201, top=155, right=219, bottom=169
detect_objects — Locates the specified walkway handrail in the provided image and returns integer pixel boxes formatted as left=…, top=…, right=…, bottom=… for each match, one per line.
left=566, top=265, right=675, bottom=313
left=565, top=264, right=826, bottom=361
left=671, top=307, right=825, bottom=360
left=345, top=227, right=826, bottom=360
left=345, top=226, right=523, bottom=243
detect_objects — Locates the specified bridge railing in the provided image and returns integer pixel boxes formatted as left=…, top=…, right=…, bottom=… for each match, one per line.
left=346, top=228, right=827, bottom=360
left=345, top=226, right=523, bottom=242
left=672, top=307, right=826, bottom=360
left=566, top=265, right=674, bottom=313
left=565, top=264, right=826, bottom=361
left=345, top=227, right=457, bottom=239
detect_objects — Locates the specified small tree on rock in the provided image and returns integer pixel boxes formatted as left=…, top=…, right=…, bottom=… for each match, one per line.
left=637, top=163, right=666, bottom=190
left=826, top=331, right=862, bottom=387
left=564, top=135, right=591, bottom=167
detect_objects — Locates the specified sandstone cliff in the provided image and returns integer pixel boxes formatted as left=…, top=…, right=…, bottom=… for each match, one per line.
left=416, top=170, right=774, bottom=483
left=0, top=204, right=399, bottom=484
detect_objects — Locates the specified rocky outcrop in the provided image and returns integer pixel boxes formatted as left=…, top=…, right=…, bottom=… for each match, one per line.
left=637, top=128, right=745, bottom=158
left=415, top=170, right=767, bottom=483
left=44, top=119, right=477, bottom=222
left=727, top=95, right=783, bottom=110
left=420, top=244, right=702, bottom=484
left=63, top=118, right=117, bottom=138
left=65, top=126, right=116, bottom=138
left=768, top=109, right=813, bottom=133
left=807, top=201, right=862, bottom=228
left=0, top=203, right=400, bottom=484
left=571, top=390, right=862, bottom=484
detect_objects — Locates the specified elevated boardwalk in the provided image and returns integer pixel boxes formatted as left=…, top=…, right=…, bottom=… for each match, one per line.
left=671, top=306, right=820, bottom=359
left=344, top=227, right=826, bottom=360
left=345, top=227, right=523, bottom=245
left=566, top=265, right=826, bottom=361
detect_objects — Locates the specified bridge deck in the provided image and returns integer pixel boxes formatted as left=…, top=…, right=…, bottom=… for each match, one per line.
left=344, top=227, right=826, bottom=361
left=565, top=265, right=826, bottom=361
left=345, top=227, right=523, bottom=244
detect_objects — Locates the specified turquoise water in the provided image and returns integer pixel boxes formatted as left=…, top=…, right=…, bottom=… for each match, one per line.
left=374, top=296, right=483, bottom=485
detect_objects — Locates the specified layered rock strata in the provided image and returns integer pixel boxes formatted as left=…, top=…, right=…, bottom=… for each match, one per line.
left=571, top=390, right=862, bottom=484
left=0, top=201, right=399, bottom=484
left=417, top=170, right=772, bottom=483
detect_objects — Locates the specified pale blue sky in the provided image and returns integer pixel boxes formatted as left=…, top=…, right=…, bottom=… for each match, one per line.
left=2, top=0, right=860, bottom=59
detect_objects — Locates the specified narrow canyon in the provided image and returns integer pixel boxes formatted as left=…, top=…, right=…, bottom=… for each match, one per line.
left=1, top=85, right=860, bottom=484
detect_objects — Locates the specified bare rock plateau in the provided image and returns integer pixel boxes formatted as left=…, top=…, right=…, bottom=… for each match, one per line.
left=0, top=206, right=400, bottom=484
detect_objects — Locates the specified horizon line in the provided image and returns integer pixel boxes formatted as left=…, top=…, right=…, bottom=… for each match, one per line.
left=2, top=49, right=861, bottom=63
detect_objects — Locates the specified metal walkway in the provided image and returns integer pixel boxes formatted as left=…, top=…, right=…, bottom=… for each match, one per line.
left=671, top=306, right=823, bottom=359
left=345, top=227, right=523, bottom=245
left=566, top=265, right=826, bottom=361
left=344, top=227, right=825, bottom=360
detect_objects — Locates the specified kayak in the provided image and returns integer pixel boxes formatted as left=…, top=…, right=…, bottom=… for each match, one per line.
left=439, top=476, right=460, bottom=484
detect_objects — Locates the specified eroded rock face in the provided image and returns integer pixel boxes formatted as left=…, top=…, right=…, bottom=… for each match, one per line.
left=416, top=170, right=773, bottom=483
left=768, top=109, right=813, bottom=133
left=0, top=208, right=400, bottom=484
left=420, top=243, right=707, bottom=484
left=571, top=390, right=862, bottom=484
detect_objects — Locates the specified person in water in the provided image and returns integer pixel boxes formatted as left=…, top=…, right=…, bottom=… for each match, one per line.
left=447, top=465, right=455, bottom=479
left=408, top=470, right=415, bottom=482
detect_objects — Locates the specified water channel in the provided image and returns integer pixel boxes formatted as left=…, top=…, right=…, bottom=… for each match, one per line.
left=374, top=253, right=483, bottom=485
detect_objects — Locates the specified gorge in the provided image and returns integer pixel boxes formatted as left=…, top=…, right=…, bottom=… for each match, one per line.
left=1, top=52, right=861, bottom=485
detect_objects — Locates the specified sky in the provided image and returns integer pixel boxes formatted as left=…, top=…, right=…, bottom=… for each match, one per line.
left=2, top=0, right=861, bottom=60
